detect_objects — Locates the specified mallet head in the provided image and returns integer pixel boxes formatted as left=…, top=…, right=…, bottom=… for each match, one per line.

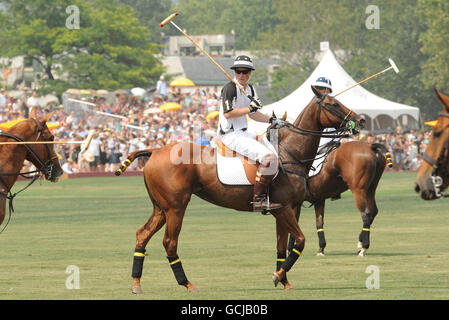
left=389, top=58, right=399, bottom=73
left=160, top=12, right=179, bottom=27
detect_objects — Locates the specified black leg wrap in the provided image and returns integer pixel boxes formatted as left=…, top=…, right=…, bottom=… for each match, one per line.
left=167, top=255, right=188, bottom=286
left=317, top=229, right=326, bottom=250
left=281, top=245, right=302, bottom=272
left=359, top=228, right=370, bottom=249
left=276, top=252, right=288, bottom=282
left=131, top=248, right=146, bottom=278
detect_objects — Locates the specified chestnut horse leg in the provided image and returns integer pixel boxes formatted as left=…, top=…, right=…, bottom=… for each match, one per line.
left=131, top=206, right=167, bottom=294
left=162, top=207, right=197, bottom=292
left=272, top=207, right=305, bottom=288
left=353, top=189, right=378, bottom=257
left=288, top=201, right=326, bottom=256
left=314, top=200, right=327, bottom=256
left=275, top=215, right=291, bottom=290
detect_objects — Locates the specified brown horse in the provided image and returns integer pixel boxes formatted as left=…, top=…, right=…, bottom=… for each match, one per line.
left=287, top=141, right=392, bottom=257
left=116, top=87, right=364, bottom=293
left=415, top=89, right=449, bottom=200
left=0, top=108, right=63, bottom=228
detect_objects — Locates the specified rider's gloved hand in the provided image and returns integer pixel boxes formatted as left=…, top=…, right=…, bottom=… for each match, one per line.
left=248, top=98, right=262, bottom=113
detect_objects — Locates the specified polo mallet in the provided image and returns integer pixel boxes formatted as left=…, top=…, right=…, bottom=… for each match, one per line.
left=0, top=131, right=95, bottom=152
left=334, top=58, right=400, bottom=97
left=160, top=13, right=257, bottom=103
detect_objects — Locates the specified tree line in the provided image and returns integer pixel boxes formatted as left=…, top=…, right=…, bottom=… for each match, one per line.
left=0, top=0, right=447, bottom=120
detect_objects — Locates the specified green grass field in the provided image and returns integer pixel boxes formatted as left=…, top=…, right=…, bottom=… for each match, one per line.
left=1, top=171, right=448, bottom=300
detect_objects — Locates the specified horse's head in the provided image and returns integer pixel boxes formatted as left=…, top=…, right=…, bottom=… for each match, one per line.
left=311, top=86, right=365, bottom=133
left=415, top=89, right=449, bottom=200
left=23, top=108, right=64, bottom=182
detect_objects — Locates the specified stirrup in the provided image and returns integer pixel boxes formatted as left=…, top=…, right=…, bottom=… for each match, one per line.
left=252, top=196, right=282, bottom=212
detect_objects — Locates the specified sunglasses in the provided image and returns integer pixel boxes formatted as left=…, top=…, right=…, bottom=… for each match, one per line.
left=234, top=69, right=251, bottom=74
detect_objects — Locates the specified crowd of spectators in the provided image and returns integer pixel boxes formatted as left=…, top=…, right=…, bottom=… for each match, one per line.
left=0, top=85, right=220, bottom=174
left=0, top=86, right=432, bottom=175
left=347, top=127, right=431, bottom=172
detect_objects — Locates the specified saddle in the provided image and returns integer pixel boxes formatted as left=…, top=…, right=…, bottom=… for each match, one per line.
left=213, top=135, right=277, bottom=185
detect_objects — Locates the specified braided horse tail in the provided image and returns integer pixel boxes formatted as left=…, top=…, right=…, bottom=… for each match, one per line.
left=115, top=149, right=153, bottom=176
left=370, top=143, right=393, bottom=169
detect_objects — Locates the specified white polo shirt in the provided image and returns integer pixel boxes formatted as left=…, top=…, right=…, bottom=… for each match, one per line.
left=218, top=80, right=258, bottom=134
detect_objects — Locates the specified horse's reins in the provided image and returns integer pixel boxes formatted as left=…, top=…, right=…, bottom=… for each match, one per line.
left=422, top=111, right=449, bottom=198
left=0, top=120, right=57, bottom=233
left=280, top=96, right=355, bottom=141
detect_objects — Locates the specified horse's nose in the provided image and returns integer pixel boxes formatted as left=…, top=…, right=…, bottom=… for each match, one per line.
left=51, top=167, right=64, bottom=182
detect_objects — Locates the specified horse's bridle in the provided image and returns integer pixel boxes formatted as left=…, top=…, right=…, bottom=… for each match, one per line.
left=0, top=119, right=58, bottom=182
left=422, top=112, right=449, bottom=198
left=32, top=119, right=59, bottom=180
left=316, top=94, right=356, bottom=132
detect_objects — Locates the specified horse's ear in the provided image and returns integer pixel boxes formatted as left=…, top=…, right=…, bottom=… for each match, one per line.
left=311, top=86, right=322, bottom=98
left=29, top=106, right=37, bottom=119
left=41, top=111, right=55, bottom=123
left=282, top=112, right=287, bottom=120
left=272, top=111, right=276, bottom=119
left=435, top=88, right=449, bottom=112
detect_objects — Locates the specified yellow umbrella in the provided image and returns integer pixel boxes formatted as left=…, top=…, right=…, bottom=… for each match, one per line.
left=96, top=89, right=109, bottom=96
left=206, top=110, right=219, bottom=121
left=424, top=120, right=437, bottom=127
left=0, top=119, right=61, bottom=131
left=169, top=78, right=195, bottom=87
left=159, top=102, right=182, bottom=111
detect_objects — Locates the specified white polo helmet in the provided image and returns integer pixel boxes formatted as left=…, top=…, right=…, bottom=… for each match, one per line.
left=230, top=55, right=255, bottom=70
left=312, top=76, right=332, bottom=92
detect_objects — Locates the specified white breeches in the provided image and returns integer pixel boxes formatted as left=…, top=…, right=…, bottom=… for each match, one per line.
left=220, top=129, right=277, bottom=164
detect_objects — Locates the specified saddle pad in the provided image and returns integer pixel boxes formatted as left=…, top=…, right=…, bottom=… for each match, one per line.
left=308, top=140, right=340, bottom=177
left=309, top=157, right=325, bottom=178
left=212, top=137, right=279, bottom=186
left=216, top=152, right=252, bottom=185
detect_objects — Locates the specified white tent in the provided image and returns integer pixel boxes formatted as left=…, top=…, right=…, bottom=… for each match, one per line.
left=250, top=49, right=420, bottom=134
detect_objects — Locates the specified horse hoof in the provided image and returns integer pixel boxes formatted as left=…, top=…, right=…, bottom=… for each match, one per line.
left=272, top=272, right=281, bottom=287
left=131, top=285, right=143, bottom=294
left=358, top=249, right=367, bottom=257
left=186, top=282, right=199, bottom=292
left=316, top=252, right=325, bottom=256
left=283, top=282, right=294, bottom=290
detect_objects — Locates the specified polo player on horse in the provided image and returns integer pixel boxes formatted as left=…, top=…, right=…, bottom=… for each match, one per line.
left=217, top=55, right=285, bottom=212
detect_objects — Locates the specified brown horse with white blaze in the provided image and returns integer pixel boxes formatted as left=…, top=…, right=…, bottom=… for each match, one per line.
left=415, top=89, right=449, bottom=200
left=0, top=108, right=63, bottom=228
left=116, top=87, right=364, bottom=293
left=288, top=141, right=392, bottom=257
